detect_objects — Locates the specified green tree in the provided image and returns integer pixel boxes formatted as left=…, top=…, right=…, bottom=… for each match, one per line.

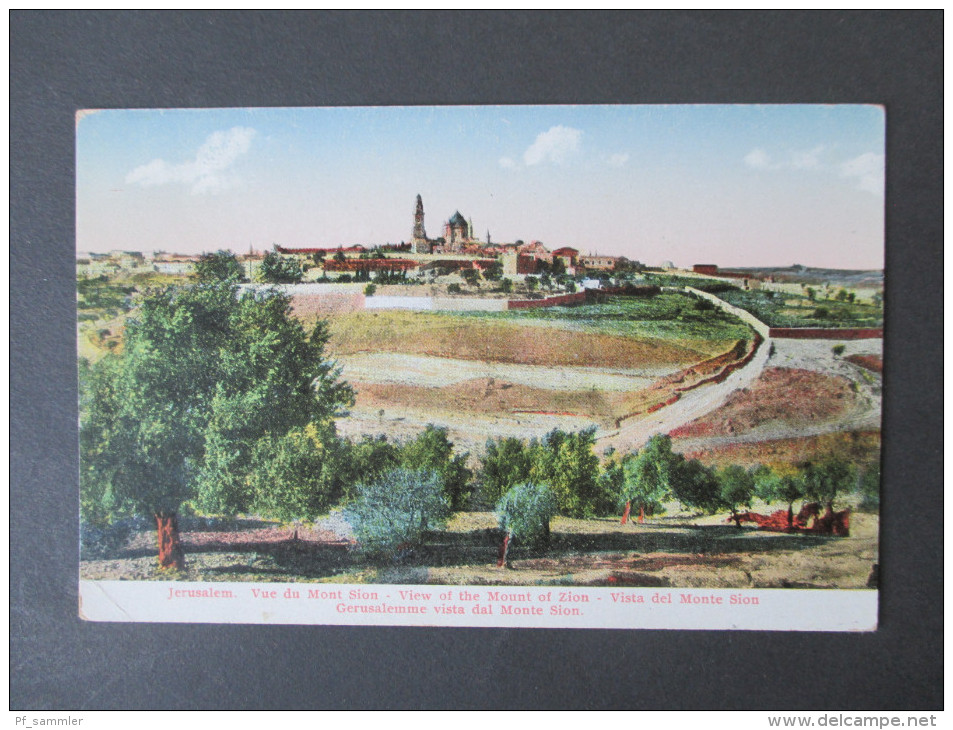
left=717, top=464, right=756, bottom=527
left=258, top=251, right=303, bottom=284
left=801, top=458, right=858, bottom=513
left=671, top=457, right=721, bottom=513
left=461, top=268, right=481, bottom=287
left=525, top=276, right=539, bottom=292
left=496, top=483, right=558, bottom=549
left=344, top=468, right=450, bottom=559
left=498, top=278, right=513, bottom=294
left=531, top=428, right=601, bottom=517
left=246, top=423, right=349, bottom=522
left=342, top=435, right=402, bottom=500
left=754, top=466, right=805, bottom=528
left=400, top=424, right=472, bottom=510
left=483, top=261, right=503, bottom=281
left=79, top=283, right=353, bottom=569
left=857, top=463, right=881, bottom=511
left=597, top=455, right=626, bottom=516
left=480, top=437, right=534, bottom=504
left=195, top=250, right=244, bottom=283
left=619, top=435, right=680, bottom=519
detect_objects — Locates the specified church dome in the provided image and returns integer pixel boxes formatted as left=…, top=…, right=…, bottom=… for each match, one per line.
left=448, top=211, right=467, bottom=227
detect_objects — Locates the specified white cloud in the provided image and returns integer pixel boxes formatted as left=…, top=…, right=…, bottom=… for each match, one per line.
left=744, top=148, right=772, bottom=169
left=840, top=152, right=885, bottom=196
left=125, top=126, right=256, bottom=195
left=745, top=145, right=824, bottom=171
left=747, top=145, right=883, bottom=197
left=790, top=145, right=824, bottom=170
left=499, top=156, right=517, bottom=170
left=523, top=125, right=582, bottom=166
left=607, top=152, right=630, bottom=168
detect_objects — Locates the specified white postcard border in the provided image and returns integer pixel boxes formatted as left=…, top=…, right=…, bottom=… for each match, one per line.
left=80, top=580, right=877, bottom=632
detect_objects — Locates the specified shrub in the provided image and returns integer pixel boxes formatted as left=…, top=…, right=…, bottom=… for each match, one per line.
left=80, top=516, right=146, bottom=559
left=832, top=343, right=846, bottom=356
left=344, top=468, right=450, bottom=559
left=496, top=483, right=558, bottom=549
left=447, top=283, right=462, bottom=294
left=364, top=283, right=377, bottom=297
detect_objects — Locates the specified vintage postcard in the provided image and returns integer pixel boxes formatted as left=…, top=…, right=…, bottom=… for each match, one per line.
left=77, top=105, right=883, bottom=630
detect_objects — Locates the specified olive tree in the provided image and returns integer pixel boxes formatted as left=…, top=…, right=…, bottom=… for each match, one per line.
left=344, top=468, right=450, bottom=559
left=496, top=483, right=559, bottom=549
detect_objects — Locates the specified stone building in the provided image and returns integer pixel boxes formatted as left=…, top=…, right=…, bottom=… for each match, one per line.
left=443, top=211, right=471, bottom=252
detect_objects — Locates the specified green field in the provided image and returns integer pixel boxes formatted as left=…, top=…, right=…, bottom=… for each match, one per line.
left=715, top=289, right=883, bottom=328
left=457, top=293, right=754, bottom=343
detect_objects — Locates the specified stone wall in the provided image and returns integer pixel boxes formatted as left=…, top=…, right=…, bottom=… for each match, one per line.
left=507, top=292, right=588, bottom=310
left=768, top=327, right=883, bottom=340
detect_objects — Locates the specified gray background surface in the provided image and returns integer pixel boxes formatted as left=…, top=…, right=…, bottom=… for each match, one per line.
left=11, top=11, right=942, bottom=709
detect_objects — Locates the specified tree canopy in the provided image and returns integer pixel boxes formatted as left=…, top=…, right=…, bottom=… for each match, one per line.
left=258, top=251, right=304, bottom=284
left=619, top=434, right=680, bottom=516
left=345, top=468, right=451, bottom=559
left=195, top=250, right=244, bottom=283
left=80, top=282, right=354, bottom=538
left=399, top=424, right=472, bottom=510
left=496, top=483, right=558, bottom=549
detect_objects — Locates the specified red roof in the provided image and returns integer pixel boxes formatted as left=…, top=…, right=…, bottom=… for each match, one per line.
left=552, top=247, right=579, bottom=257
left=275, top=245, right=367, bottom=255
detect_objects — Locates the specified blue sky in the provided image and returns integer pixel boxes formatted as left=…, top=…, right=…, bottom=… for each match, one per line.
left=76, top=105, right=885, bottom=269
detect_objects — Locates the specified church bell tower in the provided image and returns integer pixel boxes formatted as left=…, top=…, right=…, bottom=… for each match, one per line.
left=413, top=194, right=426, bottom=240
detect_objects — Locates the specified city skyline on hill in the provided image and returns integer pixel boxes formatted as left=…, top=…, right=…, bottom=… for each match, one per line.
left=77, top=105, right=885, bottom=269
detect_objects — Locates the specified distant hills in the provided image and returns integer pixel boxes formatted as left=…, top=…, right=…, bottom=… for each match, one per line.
left=721, top=265, right=884, bottom=288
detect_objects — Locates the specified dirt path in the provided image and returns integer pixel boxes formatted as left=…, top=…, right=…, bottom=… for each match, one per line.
left=595, top=333, right=773, bottom=453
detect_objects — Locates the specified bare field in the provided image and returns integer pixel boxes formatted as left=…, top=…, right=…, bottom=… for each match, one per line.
left=351, top=377, right=625, bottom=428
left=324, top=307, right=749, bottom=447
left=669, top=367, right=857, bottom=439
